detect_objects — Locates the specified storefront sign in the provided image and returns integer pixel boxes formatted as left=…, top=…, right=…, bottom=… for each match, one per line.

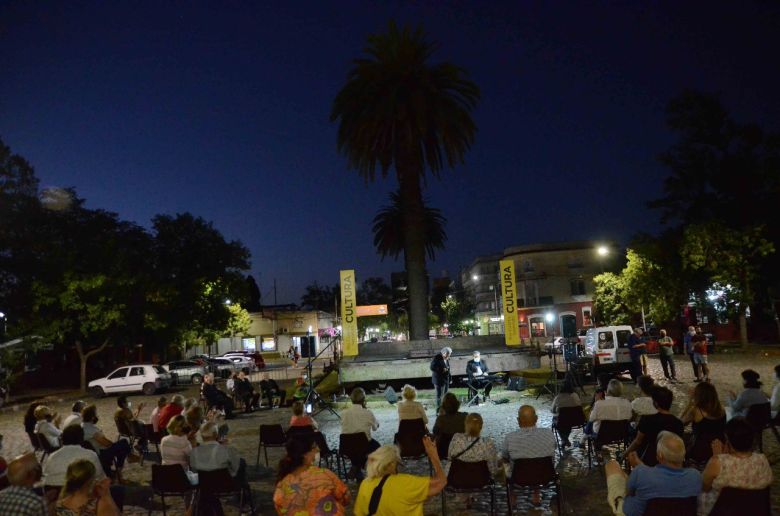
left=355, top=304, right=388, bottom=317
left=500, top=259, right=520, bottom=345
left=340, top=269, right=358, bottom=356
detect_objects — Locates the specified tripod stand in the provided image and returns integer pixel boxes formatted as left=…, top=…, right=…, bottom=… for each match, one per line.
left=536, top=349, right=561, bottom=399
left=303, top=335, right=340, bottom=419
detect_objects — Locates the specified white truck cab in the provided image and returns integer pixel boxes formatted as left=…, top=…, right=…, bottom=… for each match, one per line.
left=582, top=325, right=634, bottom=377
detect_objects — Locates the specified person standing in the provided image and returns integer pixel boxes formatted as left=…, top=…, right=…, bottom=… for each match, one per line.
left=430, top=347, right=452, bottom=411
left=627, top=328, right=646, bottom=382
left=684, top=325, right=700, bottom=381
left=692, top=326, right=710, bottom=382
left=657, top=329, right=677, bottom=381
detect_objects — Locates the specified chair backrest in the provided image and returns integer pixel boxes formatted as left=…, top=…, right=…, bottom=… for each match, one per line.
left=643, top=496, right=697, bottom=516
left=286, top=425, right=315, bottom=436
left=436, top=433, right=455, bottom=459
left=509, top=456, right=556, bottom=486
left=145, top=423, right=162, bottom=444
left=114, top=415, right=132, bottom=437
left=556, top=406, right=586, bottom=428
left=710, top=486, right=771, bottom=516
left=448, top=459, right=491, bottom=490
left=339, top=432, right=369, bottom=458
left=596, top=419, right=630, bottom=447
left=197, top=468, right=239, bottom=495
left=746, top=403, right=771, bottom=431
left=259, top=424, right=286, bottom=445
left=81, top=441, right=97, bottom=453
left=36, top=433, right=57, bottom=453
left=152, top=464, right=192, bottom=493
left=27, top=431, right=41, bottom=451
left=396, top=418, right=427, bottom=457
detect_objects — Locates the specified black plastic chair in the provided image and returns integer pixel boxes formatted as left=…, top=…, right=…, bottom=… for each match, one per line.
left=195, top=468, right=255, bottom=516
left=151, top=464, right=194, bottom=516
left=337, top=432, right=369, bottom=480
left=644, top=496, right=697, bottom=516
left=36, top=433, right=60, bottom=463
left=442, top=459, right=495, bottom=515
left=552, top=406, right=586, bottom=453
left=587, top=419, right=630, bottom=468
left=745, top=403, right=771, bottom=451
left=709, top=486, right=771, bottom=516
left=395, top=418, right=430, bottom=472
left=505, top=456, right=560, bottom=515
left=435, top=432, right=455, bottom=459
left=255, top=424, right=286, bottom=467
left=286, top=427, right=335, bottom=469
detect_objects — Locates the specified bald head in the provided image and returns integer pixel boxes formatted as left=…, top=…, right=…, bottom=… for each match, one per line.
left=518, top=405, right=538, bottom=428
left=8, top=453, right=41, bottom=487
left=656, top=431, right=685, bottom=467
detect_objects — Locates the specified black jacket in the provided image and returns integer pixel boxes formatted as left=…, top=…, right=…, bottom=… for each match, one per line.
left=466, top=359, right=489, bottom=381
left=202, top=382, right=228, bottom=404
left=430, top=353, right=450, bottom=386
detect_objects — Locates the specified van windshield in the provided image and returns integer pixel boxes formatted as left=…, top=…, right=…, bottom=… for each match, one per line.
left=616, top=330, right=632, bottom=347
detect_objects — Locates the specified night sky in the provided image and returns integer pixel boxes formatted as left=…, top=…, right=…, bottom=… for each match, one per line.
left=2, top=2, right=779, bottom=304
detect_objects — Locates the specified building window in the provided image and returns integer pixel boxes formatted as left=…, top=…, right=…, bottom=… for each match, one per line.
left=242, top=337, right=256, bottom=351
left=582, top=307, right=593, bottom=327
left=570, top=279, right=585, bottom=296
left=261, top=338, right=276, bottom=352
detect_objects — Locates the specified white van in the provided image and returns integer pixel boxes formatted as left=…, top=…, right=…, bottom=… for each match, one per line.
left=582, top=325, right=634, bottom=377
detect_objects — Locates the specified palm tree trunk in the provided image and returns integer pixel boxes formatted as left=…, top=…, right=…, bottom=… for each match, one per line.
left=397, top=168, right=429, bottom=341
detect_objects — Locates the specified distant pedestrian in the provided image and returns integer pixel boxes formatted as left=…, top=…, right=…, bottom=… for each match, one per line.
left=288, top=345, right=300, bottom=368
left=657, top=329, right=677, bottom=381
left=692, top=326, right=710, bottom=382
left=684, top=325, right=700, bottom=381
left=627, top=328, right=646, bottom=382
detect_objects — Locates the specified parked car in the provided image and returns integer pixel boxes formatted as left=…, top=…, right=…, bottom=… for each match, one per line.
left=207, top=358, right=236, bottom=379
left=222, top=351, right=265, bottom=369
left=544, top=337, right=566, bottom=354
left=88, top=364, right=172, bottom=397
left=224, top=355, right=256, bottom=372
left=163, top=360, right=207, bottom=385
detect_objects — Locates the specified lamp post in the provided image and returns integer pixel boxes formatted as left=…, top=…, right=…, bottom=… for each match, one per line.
left=0, top=311, right=6, bottom=340
left=545, top=311, right=555, bottom=339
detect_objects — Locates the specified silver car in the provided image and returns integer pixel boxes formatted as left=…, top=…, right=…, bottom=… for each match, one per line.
left=207, top=358, right=236, bottom=379
left=164, top=360, right=207, bottom=385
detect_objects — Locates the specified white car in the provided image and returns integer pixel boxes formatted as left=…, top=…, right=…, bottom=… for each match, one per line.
left=224, top=355, right=256, bottom=372
left=544, top=337, right=567, bottom=353
left=88, top=364, right=172, bottom=398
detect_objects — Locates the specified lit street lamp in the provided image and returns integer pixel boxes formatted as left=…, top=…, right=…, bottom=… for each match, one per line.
left=0, top=311, right=6, bottom=339
left=545, top=312, right=555, bottom=338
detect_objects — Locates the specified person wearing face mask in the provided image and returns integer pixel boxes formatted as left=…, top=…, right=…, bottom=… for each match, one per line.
left=81, top=405, right=137, bottom=483
left=113, top=396, right=147, bottom=452
left=0, top=453, right=46, bottom=515
left=684, top=325, right=701, bottom=382
left=273, top=434, right=350, bottom=515
left=465, top=351, right=492, bottom=404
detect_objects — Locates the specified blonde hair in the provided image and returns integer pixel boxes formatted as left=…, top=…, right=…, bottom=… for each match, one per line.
left=167, top=414, right=187, bottom=436
left=292, top=401, right=304, bottom=416
left=402, top=384, right=417, bottom=401
left=60, top=459, right=96, bottom=499
left=33, top=405, right=51, bottom=421
left=366, top=445, right=401, bottom=479
left=465, top=413, right=483, bottom=437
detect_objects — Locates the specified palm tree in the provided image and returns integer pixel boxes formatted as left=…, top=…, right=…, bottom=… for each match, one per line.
left=372, top=190, right=447, bottom=261
left=331, top=22, right=479, bottom=340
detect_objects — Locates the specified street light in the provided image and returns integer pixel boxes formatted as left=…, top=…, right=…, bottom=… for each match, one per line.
left=597, top=245, right=609, bottom=257
left=472, top=274, right=478, bottom=281
left=0, top=311, right=6, bottom=338
left=545, top=312, right=555, bottom=338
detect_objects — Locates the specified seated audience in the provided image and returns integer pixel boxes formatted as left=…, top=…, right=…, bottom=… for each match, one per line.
left=588, top=379, right=632, bottom=436
left=81, top=405, right=135, bottom=481
left=62, top=401, right=86, bottom=429
left=24, top=402, right=42, bottom=437
left=340, top=388, right=381, bottom=480
left=681, top=381, right=726, bottom=464
left=502, top=405, right=556, bottom=505
left=465, top=350, right=493, bottom=403
left=184, top=405, right=206, bottom=439
left=190, top=421, right=246, bottom=485
left=631, top=376, right=657, bottom=418
left=604, top=431, right=701, bottom=516
left=34, top=405, right=63, bottom=449
left=446, top=413, right=498, bottom=477
left=201, top=373, right=235, bottom=418
left=0, top=453, right=46, bottom=515
left=55, top=459, right=120, bottom=516
left=432, top=393, right=467, bottom=437
left=699, top=417, right=773, bottom=514
left=590, top=373, right=612, bottom=408
left=770, top=364, right=780, bottom=418
left=160, top=415, right=198, bottom=485
left=149, top=396, right=167, bottom=434
left=551, top=381, right=582, bottom=448
left=624, top=386, right=683, bottom=465
left=260, top=372, right=287, bottom=409
left=235, top=371, right=261, bottom=412
left=114, top=395, right=147, bottom=449
left=353, top=439, right=446, bottom=516
left=157, top=395, right=185, bottom=432
left=273, top=433, right=350, bottom=515
left=396, top=384, right=428, bottom=424
left=289, top=401, right=319, bottom=430
left=226, top=372, right=237, bottom=394
left=726, top=369, right=769, bottom=419
left=43, top=425, right=105, bottom=487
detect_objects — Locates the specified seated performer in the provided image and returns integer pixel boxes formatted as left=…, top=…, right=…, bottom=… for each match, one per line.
left=466, top=351, right=492, bottom=403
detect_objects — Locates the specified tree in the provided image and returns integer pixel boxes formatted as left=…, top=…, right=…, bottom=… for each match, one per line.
left=372, top=190, right=448, bottom=261
left=592, top=273, right=631, bottom=326
left=440, top=292, right=474, bottom=335
left=331, top=22, right=479, bottom=340
left=226, top=303, right=252, bottom=337
left=300, top=282, right=336, bottom=312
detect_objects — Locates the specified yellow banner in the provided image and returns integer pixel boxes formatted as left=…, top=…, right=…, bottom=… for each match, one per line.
left=340, top=269, right=359, bottom=356
left=500, top=259, right=520, bottom=346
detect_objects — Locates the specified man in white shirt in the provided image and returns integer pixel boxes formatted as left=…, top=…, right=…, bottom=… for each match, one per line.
left=189, top=422, right=244, bottom=481
left=61, top=401, right=86, bottom=429
left=43, top=425, right=105, bottom=486
left=588, top=379, right=632, bottom=434
left=340, top=387, right=380, bottom=480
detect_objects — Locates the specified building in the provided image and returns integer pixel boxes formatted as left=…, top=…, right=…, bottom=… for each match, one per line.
left=460, top=254, right=503, bottom=335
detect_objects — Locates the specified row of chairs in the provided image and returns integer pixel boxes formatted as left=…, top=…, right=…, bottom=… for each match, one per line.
left=150, top=463, right=255, bottom=516
left=641, top=486, right=771, bottom=516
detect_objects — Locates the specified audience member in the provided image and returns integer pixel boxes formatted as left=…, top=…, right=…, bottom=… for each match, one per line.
left=624, top=386, right=684, bottom=466
left=260, top=372, right=287, bottom=409
left=681, top=381, right=726, bottom=464
left=692, top=327, right=710, bottom=382
left=201, top=373, right=235, bottom=418
left=55, top=459, right=119, bottom=516
left=62, top=401, right=86, bottom=429
left=184, top=405, right=206, bottom=440
left=726, top=369, right=768, bottom=419
left=631, top=376, right=657, bottom=418
left=81, top=405, right=135, bottom=481
left=43, top=425, right=105, bottom=487
left=432, top=393, right=467, bottom=437
left=699, top=417, right=773, bottom=515
left=226, top=372, right=237, bottom=394
left=591, top=373, right=612, bottom=407
left=0, top=453, right=46, bottom=515
left=289, top=401, right=318, bottom=430
left=273, top=433, right=350, bottom=515
left=149, top=396, right=167, bottom=434
left=771, top=365, right=780, bottom=418
left=340, top=388, right=380, bottom=480
left=588, top=379, right=632, bottom=435
left=446, top=413, right=499, bottom=477
left=604, top=431, right=700, bottom=515
left=235, top=371, right=260, bottom=412
left=396, top=384, right=428, bottom=424
left=160, top=415, right=198, bottom=485
left=24, top=402, right=42, bottom=438
left=190, top=421, right=246, bottom=483
left=657, top=329, right=677, bottom=381
left=684, top=326, right=700, bottom=381
left=353, top=438, right=446, bottom=516
left=34, top=405, right=63, bottom=449
left=627, top=327, right=647, bottom=381
left=157, top=395, right=185, bottom=432
left=113, top=395, right=147, bottom=450
left=551, top=381, right=582, bottom=448
left=501, top=405, right=556, bottom=505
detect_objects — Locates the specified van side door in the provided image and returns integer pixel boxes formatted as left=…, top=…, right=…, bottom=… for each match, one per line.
left=596, top=330, right=616, bottom=365
left=616, top=329, right=632, bottom=364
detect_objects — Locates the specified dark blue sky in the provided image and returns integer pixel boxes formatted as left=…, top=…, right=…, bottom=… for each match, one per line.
left=2, top=2, right=779, bottom=303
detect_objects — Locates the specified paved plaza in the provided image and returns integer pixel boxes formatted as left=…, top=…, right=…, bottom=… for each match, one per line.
left=2, top=349, right=780, bottom=514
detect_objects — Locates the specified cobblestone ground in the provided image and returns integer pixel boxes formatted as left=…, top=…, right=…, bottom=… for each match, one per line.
left=3, top=349, right=780, bottom=515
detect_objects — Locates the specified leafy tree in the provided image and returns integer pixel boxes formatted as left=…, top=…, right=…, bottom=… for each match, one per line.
left=331, top=22, right=479, bottom=340
left=620, top=248, right=686, bottom=325
left=440, top=292, right=474, bottom=335
left=372, top=190, right=448, bottom=261
left=592, top=272, right=631, bottom=326
left=245, top=275, right=262, bottom=311
left=300, top=282, right=336, bottom=312
left=225, top=303, right=252, bottom=337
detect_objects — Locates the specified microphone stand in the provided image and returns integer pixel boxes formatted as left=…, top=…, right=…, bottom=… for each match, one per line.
left=303, top=334, right=340, bottom=419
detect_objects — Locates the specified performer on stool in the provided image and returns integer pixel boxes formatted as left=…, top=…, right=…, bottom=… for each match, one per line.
left=466, top=351, right=492, bottom=404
